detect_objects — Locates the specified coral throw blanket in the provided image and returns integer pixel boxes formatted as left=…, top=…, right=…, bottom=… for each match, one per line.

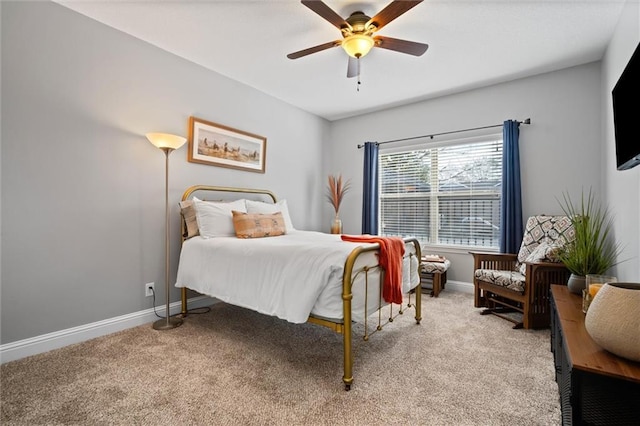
left=340, top=235, right=406, bottom=304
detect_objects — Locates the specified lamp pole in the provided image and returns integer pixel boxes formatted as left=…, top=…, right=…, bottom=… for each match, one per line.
left=153, top=146, right=183, bottom=330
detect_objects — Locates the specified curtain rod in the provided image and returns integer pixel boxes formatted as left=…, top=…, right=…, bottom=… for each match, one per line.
left=356, top=118, right=531, bottom=149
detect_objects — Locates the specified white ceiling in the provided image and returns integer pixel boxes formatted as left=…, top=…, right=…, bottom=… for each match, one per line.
left=55, top=0, right=625, bottom=121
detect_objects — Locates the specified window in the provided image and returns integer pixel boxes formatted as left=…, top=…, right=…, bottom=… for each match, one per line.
left=379, top=135, right=503, bottom=249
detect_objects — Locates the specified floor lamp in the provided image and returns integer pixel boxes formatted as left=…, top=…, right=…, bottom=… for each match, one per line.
left=146, top=132, right=187, bottom=330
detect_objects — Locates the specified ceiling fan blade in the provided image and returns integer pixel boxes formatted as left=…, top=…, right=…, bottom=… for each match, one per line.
left=301, top=0, right=351, bottom=30
left=287, top=40, right=342, bottom=59
left=347, top=57, right=359, bottom=78
left=374, top=35, right=428, bottom=56
left=367, top=0, right=423, bottom=31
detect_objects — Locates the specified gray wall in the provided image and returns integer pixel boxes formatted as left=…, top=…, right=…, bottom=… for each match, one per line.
left=1, top=1, right=328, bottom=344
left=327, top=63, right=606, bottom=284
left=602, top=0, right=640, bottom=283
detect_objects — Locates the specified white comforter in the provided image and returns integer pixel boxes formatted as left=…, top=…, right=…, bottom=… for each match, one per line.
left=175, top=230, right=419, bottom=324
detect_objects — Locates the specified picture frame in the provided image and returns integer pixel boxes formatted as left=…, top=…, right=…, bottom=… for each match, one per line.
left=188, top=116, right=266, bottom=173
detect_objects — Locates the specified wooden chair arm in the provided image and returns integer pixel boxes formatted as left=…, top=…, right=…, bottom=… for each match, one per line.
left=470, top=251, right=518, bottom=271
left=469, top=251, right=517, bottom=261
left=525, top=260, right=570, bottom=270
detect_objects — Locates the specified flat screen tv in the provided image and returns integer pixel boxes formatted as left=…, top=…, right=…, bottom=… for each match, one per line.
left=612, top=41, right=640, bottom=170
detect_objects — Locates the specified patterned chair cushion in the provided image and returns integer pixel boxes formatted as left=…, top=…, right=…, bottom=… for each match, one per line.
left=420, top=259, right=451, bottom=274
left=475, top=269, right=526, bottom=293
left=516, top=215, right=575, bottom=275
left=519, top=241, right=563, bottom=273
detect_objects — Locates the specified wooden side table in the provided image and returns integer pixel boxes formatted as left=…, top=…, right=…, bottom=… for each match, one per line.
left=550, top=285, right=640, bottom=425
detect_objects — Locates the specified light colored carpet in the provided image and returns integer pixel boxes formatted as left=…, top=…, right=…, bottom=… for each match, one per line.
left=1, top=291, right=560, bottom=425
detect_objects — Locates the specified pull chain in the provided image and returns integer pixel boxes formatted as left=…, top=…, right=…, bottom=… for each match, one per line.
left=356, top=57, right=361, bottom=92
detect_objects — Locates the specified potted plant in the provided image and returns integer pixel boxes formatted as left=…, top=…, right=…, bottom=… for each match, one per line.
left=326, top=174, right=351, bottom=234
left=557, top=188, right=623, bottom=293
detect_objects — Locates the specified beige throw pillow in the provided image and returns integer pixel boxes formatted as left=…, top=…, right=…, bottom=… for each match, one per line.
left=179, top=200, right=199, bottom=239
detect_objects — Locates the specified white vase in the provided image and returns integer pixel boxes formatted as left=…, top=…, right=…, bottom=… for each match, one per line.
left=584, top=282, right=640, bottom=362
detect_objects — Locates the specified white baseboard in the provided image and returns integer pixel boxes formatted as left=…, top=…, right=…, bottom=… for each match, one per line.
left=0, top=296, right=217, bottom=364
left=445, top=280, right=474, bottom=294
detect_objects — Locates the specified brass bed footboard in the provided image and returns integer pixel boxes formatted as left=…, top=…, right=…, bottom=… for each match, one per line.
left=336, top=237, right=421, bottom=390
left=177, top=185, right=422, bottom=391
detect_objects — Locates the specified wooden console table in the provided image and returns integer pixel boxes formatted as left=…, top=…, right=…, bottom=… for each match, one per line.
left=550, top=285, right=640, bottom=425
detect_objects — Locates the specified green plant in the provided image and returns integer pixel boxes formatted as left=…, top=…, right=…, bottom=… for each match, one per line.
left=557, top=189, right=622, bottom=276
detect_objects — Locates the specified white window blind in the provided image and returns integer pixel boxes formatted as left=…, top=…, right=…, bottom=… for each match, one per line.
left=380, top=137, right=503, bottom=248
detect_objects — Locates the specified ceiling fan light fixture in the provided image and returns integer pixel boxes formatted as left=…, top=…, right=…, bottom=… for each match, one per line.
left=341, top=34, right=374, bottom=58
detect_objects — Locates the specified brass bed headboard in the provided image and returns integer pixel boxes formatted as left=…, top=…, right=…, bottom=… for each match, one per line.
left=181, top=185, right=277, bottom=203
left=180, top=185, right=278, bottom=240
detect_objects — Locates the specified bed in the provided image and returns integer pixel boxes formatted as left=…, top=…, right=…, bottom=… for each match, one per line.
left=175, top=185, right=422, bottom=390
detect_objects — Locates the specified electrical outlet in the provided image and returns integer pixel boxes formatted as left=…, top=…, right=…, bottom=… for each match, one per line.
left=145, top=282, right=155, bottom=297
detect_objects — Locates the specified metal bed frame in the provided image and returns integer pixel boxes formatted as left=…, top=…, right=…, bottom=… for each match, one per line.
left=177, top=185, right=422, bottom=390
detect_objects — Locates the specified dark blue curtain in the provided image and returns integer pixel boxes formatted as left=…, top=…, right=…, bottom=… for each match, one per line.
left=500, top=120, right=523, bottom=253
left=362, top=142, right=379, bottom=235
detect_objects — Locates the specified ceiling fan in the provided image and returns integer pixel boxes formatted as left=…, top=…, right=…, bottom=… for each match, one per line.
left=287, top=0, right=429, bottom=79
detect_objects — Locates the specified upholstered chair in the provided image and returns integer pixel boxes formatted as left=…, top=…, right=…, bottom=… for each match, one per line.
left=471, top=215, right=575, bottom=329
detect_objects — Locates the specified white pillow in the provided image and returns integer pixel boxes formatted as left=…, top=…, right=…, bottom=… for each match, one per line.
left=245, top=199, right=295, bottom=233
left=193, top=197, right=247, bottom=238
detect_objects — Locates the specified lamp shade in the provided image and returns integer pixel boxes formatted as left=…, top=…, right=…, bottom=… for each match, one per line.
left=342, top=34, right=375, bottom=58
left=146, top=132, right=187, bottom=150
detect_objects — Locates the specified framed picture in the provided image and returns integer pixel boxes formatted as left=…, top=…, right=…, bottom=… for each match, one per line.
left=188, top=116, right=266, bottom=173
